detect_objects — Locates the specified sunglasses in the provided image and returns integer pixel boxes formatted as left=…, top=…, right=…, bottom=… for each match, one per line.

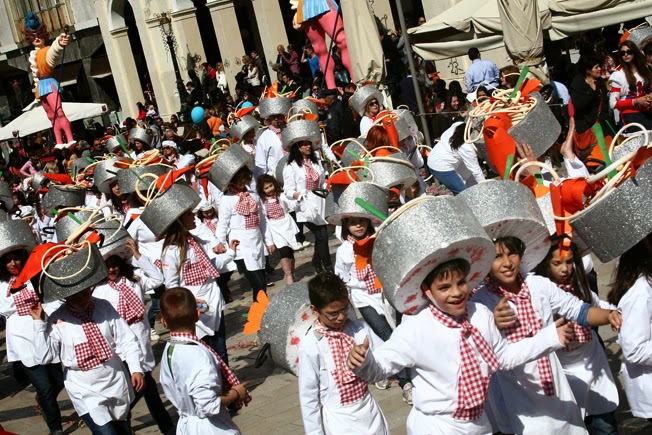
left=620, top=50, right=633, bottom=56
left=368, top=100, right=379, bottom=107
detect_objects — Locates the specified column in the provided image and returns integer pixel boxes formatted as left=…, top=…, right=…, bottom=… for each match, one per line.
left=143, top=16, right=181, bottom=118
left=106, top=27, right=144, bottom=119
left=171, top=7, right=207, bottom=74
left=207, top=0, right=246, bottom=94
left=251, top=0, right=288, bottom=74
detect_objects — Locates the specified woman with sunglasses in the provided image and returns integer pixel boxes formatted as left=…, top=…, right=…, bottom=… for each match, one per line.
left=609, top=40, right=652, bottom=128
left=360, top=98, right=382, bottom=136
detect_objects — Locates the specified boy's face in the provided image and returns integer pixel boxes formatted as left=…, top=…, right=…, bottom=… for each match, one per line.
left=65, top=288, right=93, bottom=312
left=311, top=299, right=349, bottom=329
left=425, top=270, right=469, bottom=317
left=490, top=242, right=521, bottom=289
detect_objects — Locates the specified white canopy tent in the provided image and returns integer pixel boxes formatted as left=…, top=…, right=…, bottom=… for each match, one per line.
left=0, top=102, right=108, bottom=141
left=410, top=0, right=652, bottom=61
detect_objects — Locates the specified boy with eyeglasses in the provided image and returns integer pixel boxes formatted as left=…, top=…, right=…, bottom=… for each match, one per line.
left=298, top=273, right=389, bottom=434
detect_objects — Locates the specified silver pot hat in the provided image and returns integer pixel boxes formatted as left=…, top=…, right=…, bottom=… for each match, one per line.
left=325, top=182, right=389, bottom=226
left=0, top=218, right=37, bottom=257
left=393, top=114, right=411, bottom=142
left=459, top=180, right=550, bottom=271
left=207, top=143, right=255, bottom=192
left=508, top=92, right=561, bottom=158
left=570, top=159, right=652, bottom=262
left=351, top=85, right=383, bottom=116
left=626, top=25, right=652, bottom=48
left=70, top=158, right=91, bottom=180
left=228, top=115, right=260, bottom=142
left=31, top=171, right=48, bottom=191
left=141, top=182, right=201, bottom=238
left=106, top=134, right=128, bottom=153
left=276, top=155, right=289, bottom=188
left=282, top=119, right=322, bottom=151
left=259, top=96, right=292, bottom=119
left=93, top=158, right=120, bottom=195
left=41, top=243, right=108, bottom=303
left=340, top=138, right=368, bottom=168
left=0, top=181, right=13, bottom=210
left=259, top=282, right=318, bottom=375
left=292, top=98, right=318, bottom=115
left=55, top=211, right=132, bottom=260
left=395, top=108, right=419, bottom=139
left=129, top=127, right=152, bottom=147
left=360, top=153, right=417, bottom=189
left=42, top=185, right=86, bottom=213
left=372, top=196, right=494, bottom=315
left=611, top=131, right=651, bottom=161
left=117, top=164, right=168, bottom=195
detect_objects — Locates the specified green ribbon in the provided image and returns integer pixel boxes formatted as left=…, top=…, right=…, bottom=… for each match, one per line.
left=354, top=198, right=388, bottom=222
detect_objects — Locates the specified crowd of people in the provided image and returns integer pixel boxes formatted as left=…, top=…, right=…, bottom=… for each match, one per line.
left=1, top=18, right=652, bottom=435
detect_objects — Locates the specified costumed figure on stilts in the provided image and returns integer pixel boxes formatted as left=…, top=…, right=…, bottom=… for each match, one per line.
left=290, top=0, right=353, bottom=89
left=22, top=12, right=76, bottom=149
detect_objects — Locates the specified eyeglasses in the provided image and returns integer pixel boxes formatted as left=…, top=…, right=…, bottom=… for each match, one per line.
left=319, top=305, right=350, bottom=320
left=620, top=50, right=633, bottom=56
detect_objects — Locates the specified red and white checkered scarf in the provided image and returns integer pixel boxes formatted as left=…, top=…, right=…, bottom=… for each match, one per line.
left=264, top=197, right=285, bottom=220
left=68, top=301, right=114, bottom=371
left=485, top=276, right=555, bottom=396
left=203, top=218, right=217, bottom=235
left=429, top=304, right=499, bottom=420
left=170, top=332, right=251, bottom=405
left=303, top=160, right=320, bottom=191
left=182, top=236, right=220, bottom=287
left=7, top=277, right=39, bottom=317
left=314, top=320, right=368, bottom=405
left=558, top=284, right=593, bottom=351
left=346, top=236, right=381, bottom=295
left=229, top=188, right=260, bottom=230
left=107, top=277, right=145, bottom=325
left=268, top=125, right=287, bottom=155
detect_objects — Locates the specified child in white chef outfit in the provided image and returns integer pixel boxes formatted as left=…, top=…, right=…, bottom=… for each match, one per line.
left=159, top=287, right=250, bottom=434
left=298, top=272, right=390, bottom=435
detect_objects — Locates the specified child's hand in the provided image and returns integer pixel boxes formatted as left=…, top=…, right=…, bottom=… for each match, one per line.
left=229, top=240, right=240, bottom=252
left=29, top=300, right=45, bottom=321
left=347, top=337, right=369, bottom=369
left=127, top=238, right=141, bottom=260
left=267, top=245, right=276, bottom=255
left=494, top=296, right=516, bottom=330
left=213, top=243, right=226, bottom=254
left=232, top=381, right=250, bottom=403
left=196, top=299, right=209, bottom=313
left=608, top=310, right=622, bottom=332
left=132, top=372, right=145, bottom=392
left=555, top=317, right=573, bottom=347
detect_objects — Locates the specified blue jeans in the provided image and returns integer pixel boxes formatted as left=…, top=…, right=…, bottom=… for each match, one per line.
left=122, top=363, right=174, bottom=434
left=204, top=312, right=228, bottom=365
left=358, top=306, right=411, bottom=388
left=430, top=168, right=466, bottom=195
left=80, top=414, right=131, bottom=435
left=23, top=363, right=64, bottom=432
left=586, top=412, right=618, bottom=435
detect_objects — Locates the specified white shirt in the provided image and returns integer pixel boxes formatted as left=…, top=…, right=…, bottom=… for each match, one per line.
left=359, top=116, right=374, bottom=136
left=255, top=128, right=285, bottom=179
left=335, top=240, right=386, bottom=316
left=617, top=275, right=652, bottom=418
left=353, top=302, right=562, bottom=435
left=428, top=122, right=485, bottom=183
left=282, top=159, right=327, bottom=225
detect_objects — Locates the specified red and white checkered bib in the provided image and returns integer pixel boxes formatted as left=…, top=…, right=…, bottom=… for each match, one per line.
left=558, top=284, right=593, bottom=351
left=182, top=236, right=220, bottom=286
left=303, top=160, right=320, bottom=191
left=7, top=277, right=39, bottom=317
left=68, top=301, right=114, bottom=371
left=264, top=197, right=285, bottom=220
left=229, top=189, right=260, bottom=230
left=108, top=277, right=145, bottom=325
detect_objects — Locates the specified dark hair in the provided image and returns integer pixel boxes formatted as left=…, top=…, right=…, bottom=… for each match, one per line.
left=422, top=258, right=471, bottom=290
left=160, top=287, right=198, bottom=331
left=449, top=122, right=466, bottom=150
left=104, top=255, right=140, bottom=283
left=644, top=42, right=652, bottom=57
left=618, top=40, right=652, bottom=94
left=0, top=249, right=28, bottom=282
left=256, top=174, right=281, bottom=199
left=495, top=236, right=526, bottom=257
left=308, top=272, right=349, bottom=310
left=500, top=65, right=520, bottom=88
left=228, top=166, right=253, bottom=189
left=287, top=141, right=318, bottom=167
left=340, top=217, right=375, bottom=241
left=448, top=80, right=463, bottom=95
left=468, top=47, right=480, bottom=61
left=607, top=235, right=652, bottom=306
left=12, top=191, right=26, bottom=206
left=534, top=241, right=591, bottom=303
left=576, top=55, right=603, bottom=77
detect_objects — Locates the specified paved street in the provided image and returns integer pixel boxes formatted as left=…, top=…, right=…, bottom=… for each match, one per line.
left=1, top=233, right=651, bottom=434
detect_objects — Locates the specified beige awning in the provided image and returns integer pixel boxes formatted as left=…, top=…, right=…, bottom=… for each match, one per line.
left=341, top=0, right=385, bottom=83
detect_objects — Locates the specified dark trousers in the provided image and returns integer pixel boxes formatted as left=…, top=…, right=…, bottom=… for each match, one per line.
left=205, top=313, right=229, bottom=365
left=216, top=271, right=234, bottom=300
left=303, top=222, right=332, bottom=271
left=23, top=363, right=65, bottom=432
left=147, top=284, right=166, bottom=328
left=234, top=259, right=266, bottom=301
left=358, top=306, right=411, bottom=388
left=278, top=246, right=294, bottom=260
left=123, top=363, right=173, bottom=434
left=290, top=212, right=305, bottom=243
left=80, top=414, right=132, bottom=435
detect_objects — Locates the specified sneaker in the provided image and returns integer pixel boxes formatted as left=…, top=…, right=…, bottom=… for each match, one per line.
left=374, top=380, right=390, bottom=390
left=301, top=240, right=312, bottom=248
left=150, top=329, right=160, bottom=342
left=402, top=382, right=414, bottom=405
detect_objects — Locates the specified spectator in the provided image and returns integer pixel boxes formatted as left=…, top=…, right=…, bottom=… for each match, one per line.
left=608, top=40, right=652, bottom=128
left=251, top=49, right=269, bottom=87
left=499, top=65, right=520, bottom=89
left=323, top=88, right=344, bottom=143
left=247, top=60, right=261, bottom=97
left=205, top=108, right=224, bottom=137
left=301, top=44, right=321, bottom=79
left=136, top=102, right=146, bottom=121
left=279, top=44, right=300, bottom=76
left=215, top=62, right=228, bottom=94
left=464, top=47, right=500, bottom=93
left=186, top=81, right=203, bottom=107
left=90, top=138, right=106, bottom=159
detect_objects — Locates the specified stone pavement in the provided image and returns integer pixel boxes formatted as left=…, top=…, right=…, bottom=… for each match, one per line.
left=1, top=232, right=651, bottom=434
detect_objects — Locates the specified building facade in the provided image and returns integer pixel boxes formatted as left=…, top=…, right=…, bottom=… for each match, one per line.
left=0, top=0, right=432, bottom=122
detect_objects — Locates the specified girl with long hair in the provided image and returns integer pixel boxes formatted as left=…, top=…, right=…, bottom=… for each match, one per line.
left=608, top=40, right=652, bottom=128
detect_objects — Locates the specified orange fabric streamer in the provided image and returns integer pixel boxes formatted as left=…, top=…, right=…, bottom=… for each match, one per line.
left=43, top=173, right=73, bottom=185
left=373, top=111, right=399, bottom=148
left=154, top=166, right=194, bottom=193
left=483, top=113, right=516, bottom=179
left=352, top=238, right=382, bottom=291
left=326, top=170, right=359, bottom=191
left=243, top=291, right=269, bottom=335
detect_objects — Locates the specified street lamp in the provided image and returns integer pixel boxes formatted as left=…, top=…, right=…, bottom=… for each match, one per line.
left=158, top=13, right=188, bottom=122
